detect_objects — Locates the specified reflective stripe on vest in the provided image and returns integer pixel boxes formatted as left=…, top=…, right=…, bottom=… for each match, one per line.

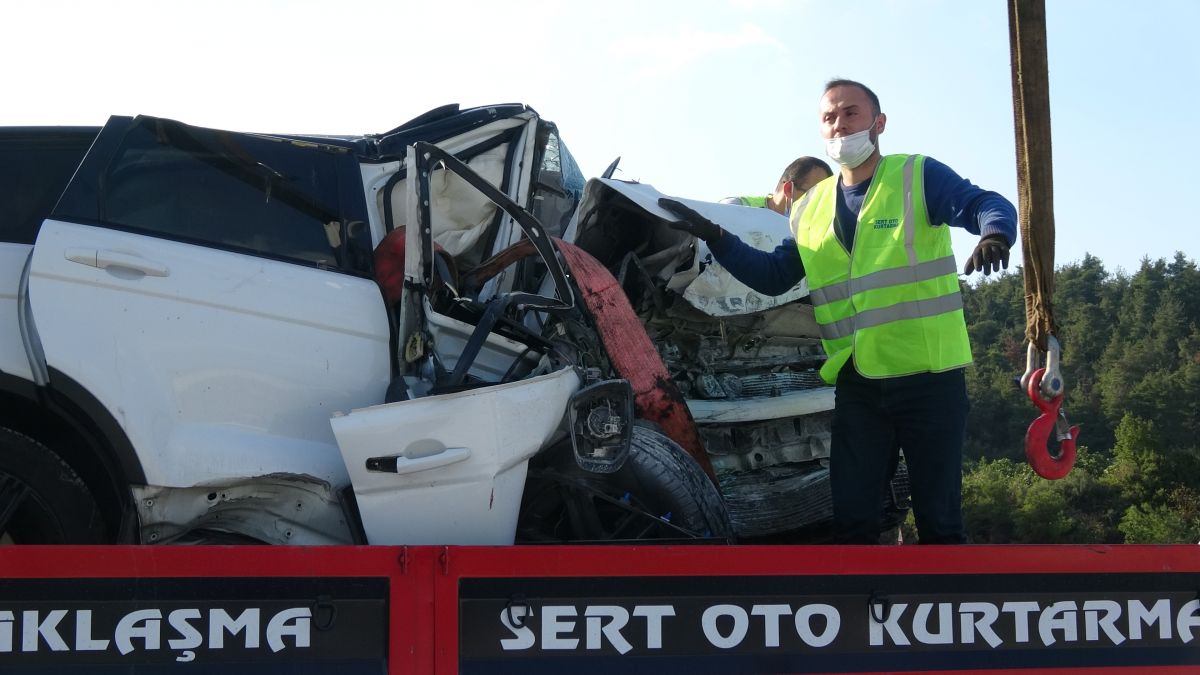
left=818, top=292, right=964, bottom=342
left=789, top=154, right=971, bottom=382
left=808, top=256, right=958, bottom=307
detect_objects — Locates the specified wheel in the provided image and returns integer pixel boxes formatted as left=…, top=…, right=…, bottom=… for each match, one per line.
left=516, top=424, right=734, bottom=543
left=0, top=427, right=108, bottom=544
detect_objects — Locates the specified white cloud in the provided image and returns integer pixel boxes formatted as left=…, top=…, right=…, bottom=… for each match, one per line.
left=608, top=23, right=787, bottom=80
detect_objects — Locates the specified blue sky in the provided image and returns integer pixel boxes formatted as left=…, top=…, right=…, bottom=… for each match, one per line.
left=4, top=0, right=1197, bottom=274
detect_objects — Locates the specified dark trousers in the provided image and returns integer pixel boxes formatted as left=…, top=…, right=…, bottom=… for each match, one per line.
left=831, top=362, right=969, bottom=544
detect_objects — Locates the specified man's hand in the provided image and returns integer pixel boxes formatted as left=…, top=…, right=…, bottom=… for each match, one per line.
left=963, top=234, right=1011, bottom=275
left=657, top=198, right=723, bottom=243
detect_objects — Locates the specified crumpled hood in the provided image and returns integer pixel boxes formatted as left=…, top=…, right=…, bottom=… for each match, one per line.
left=564, top=178, right=809, bottom=317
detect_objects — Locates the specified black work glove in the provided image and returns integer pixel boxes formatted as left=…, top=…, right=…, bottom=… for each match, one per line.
left=657, top=198, right=724, bottom=243
left=963, top=234, right=1011, bottom=276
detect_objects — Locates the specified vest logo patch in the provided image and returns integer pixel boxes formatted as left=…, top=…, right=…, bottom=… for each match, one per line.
left=872, top=218, right=900, bottom=230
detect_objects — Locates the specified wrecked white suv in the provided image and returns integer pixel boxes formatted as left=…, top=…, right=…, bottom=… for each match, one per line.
left=0, top=105, right=907, bottom=546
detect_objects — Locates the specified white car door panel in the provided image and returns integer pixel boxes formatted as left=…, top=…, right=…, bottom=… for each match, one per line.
left=331, top=367, right=580, bottom=544
left=29, top=116, right=390, bottom=488
left=30, top=221, right=389, bottom=486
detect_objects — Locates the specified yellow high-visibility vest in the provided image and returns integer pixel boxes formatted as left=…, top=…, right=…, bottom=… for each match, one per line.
left=723, top=195, right=769, bottom=208
left=790, top=154, right=971, bottom=384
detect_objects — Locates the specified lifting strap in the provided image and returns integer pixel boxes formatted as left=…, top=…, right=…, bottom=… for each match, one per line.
left=1008, top=0, right=1058, bottom=350
left=1010, top=0, right=1078, bottom=480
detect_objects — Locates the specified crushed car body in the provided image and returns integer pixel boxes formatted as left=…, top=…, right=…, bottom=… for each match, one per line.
left=0, top=103, right=906, bottom=547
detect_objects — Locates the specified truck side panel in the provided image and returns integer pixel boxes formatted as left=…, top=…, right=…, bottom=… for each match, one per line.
left=1, top=544, right=1197, bottom=674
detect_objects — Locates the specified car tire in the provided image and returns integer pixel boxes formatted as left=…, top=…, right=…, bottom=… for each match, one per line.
left=0, top=427, right=108, bottom=544
left=517, top=424, right=733, bottom=543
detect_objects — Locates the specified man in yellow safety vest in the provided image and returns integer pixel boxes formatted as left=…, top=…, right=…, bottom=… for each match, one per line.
left=659, top=79, right=1016, bottom=544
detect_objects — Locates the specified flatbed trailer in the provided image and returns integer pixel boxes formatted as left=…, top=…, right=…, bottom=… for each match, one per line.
left=3, top=544, right=1199, bottom=673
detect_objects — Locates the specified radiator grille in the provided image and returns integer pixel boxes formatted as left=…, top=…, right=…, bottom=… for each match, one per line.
left=736, top=371, right=824, bottom=397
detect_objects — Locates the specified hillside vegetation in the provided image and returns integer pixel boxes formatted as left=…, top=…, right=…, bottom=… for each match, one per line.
left=951, top=253, right=1200, bottom=544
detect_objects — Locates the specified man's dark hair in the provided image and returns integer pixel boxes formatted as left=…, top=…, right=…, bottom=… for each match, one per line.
left=823, top=78, right=881, bottom=117
left=779, top=156, right=833, bottom=185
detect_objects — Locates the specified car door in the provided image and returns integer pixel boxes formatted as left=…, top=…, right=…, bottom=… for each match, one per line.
left=330, top=140, right=580, bottom=545
left=27, top=116, right=390, bottom=488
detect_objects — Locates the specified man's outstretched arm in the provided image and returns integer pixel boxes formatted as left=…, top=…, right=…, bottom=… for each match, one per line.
left=658, top=198, right=805, bottom=296
left=922, top=157, right=1018, bottom=275
left=708, top=234, right=807, bottom=296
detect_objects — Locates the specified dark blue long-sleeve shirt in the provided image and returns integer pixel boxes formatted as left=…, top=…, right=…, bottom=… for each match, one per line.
left=706, top=156, right=1017, bottom=296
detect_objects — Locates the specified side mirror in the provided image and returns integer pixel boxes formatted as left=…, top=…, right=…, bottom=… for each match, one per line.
left=567, top=379, right=634, bottom=474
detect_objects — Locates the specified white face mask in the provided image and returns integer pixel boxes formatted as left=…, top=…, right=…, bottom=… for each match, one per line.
left=825, top=120, right=877, bottom=169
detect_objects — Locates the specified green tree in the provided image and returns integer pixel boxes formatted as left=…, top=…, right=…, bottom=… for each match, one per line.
left=1055, top=255, right=1117, bottom=449
left=1102, top=414, right=1161, bottom=504
left=962, top=271, right=1031, bottom=462
left=1118, top=488, right=1200, bottom=544
left=961, top=458, right=1024, bottom=543
left=960, top=452, right=1122, bottom=544
left=1013, top=478, right=1074, bottom=543
left=1034, top=457, right=1122, bottom=544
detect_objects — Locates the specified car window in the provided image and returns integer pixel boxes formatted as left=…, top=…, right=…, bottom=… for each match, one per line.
left=0, top=129, right=96, bottom=244
left=56, top=117, right=370, bottom=274
left=530, top=124, right=584, bottom=237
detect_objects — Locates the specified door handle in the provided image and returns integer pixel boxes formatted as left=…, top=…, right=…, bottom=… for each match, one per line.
left=364, top=447, right=471, bottom=475
left=65, top=248, right=170, bottom=277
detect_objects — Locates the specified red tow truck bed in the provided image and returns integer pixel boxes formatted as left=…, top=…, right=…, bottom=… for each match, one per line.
left=2, top=544, right=1199, bottom=673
